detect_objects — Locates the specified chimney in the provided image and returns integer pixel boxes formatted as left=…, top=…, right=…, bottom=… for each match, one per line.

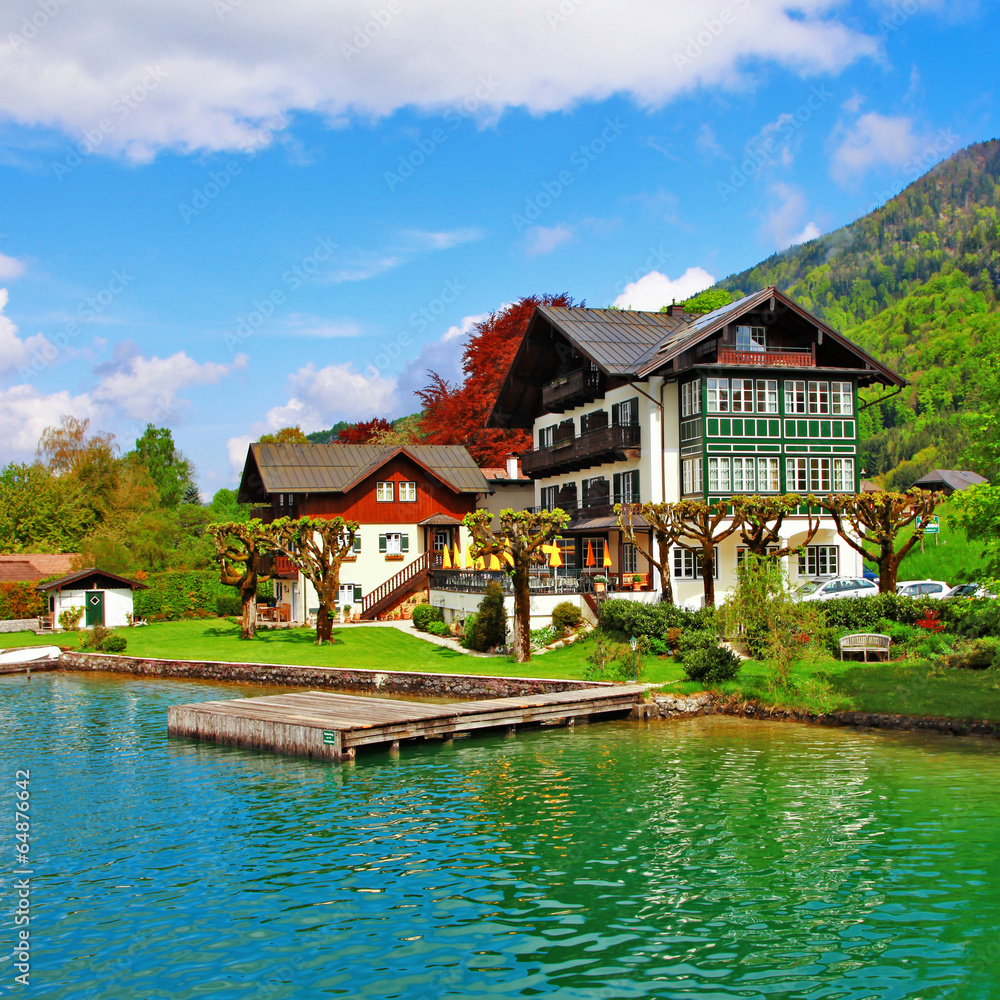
left=665, top=298, right=677, bottom=317
left=505, top=453, right=519, bottom=479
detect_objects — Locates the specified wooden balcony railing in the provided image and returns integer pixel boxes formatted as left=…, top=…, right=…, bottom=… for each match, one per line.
left=541, top=368, right=604, bottom=413
left=522, top=424, right=640, bottom=477
left=718, top=346, right=815, bottom=367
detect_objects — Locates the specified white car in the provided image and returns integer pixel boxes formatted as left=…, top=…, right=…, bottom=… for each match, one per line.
left=896, top=579, right=950, bottom=599
left=945, top=583, right=996, bottom=599
left=795, top=577, right=879, bottom=602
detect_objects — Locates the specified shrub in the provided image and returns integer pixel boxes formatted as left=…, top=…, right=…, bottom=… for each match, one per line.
left=472, top=582, right=507, bottom=651
left=215, top=594, right=242, bottom=617
left=459, top=612, right=479, bottom=649
left=425, top=620, right=451, bottom=637
left=938, top=598, right=1000, bottom=639
left=584, top=632, right=643, bottom=683
left=58, top=606, right=84, bottom=631
left=552, top=601, right=583, bottom=634
left=411, top=603, right=442, bottom=632
left=0, top=582, right=46, bottom=621
left=102, top=634, right=127, bottom=653
left=80, top=625, right=127, bottom=652
left=944, top=638, right=1000, bottom=670
left=819, top=593, right=938, bottom=631
left=598, top=598, right=715, bottom=639
left=682, top=644, right=742, bottom=684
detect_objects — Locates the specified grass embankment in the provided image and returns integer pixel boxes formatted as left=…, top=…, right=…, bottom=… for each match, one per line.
left=870, top=500, right=979, bottom=584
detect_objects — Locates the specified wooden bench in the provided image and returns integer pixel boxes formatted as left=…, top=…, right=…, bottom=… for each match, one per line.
left=839, top=633, right=891, bottom=662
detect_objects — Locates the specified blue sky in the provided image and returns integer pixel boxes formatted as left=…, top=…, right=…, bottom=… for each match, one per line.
left=0, top=0, right=994, bottom=496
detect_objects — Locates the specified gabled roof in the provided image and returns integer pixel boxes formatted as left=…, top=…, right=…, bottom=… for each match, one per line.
left=35, top=568, right=148, bottom=592
left=239, top=443, right=490, bottom=502
left=911, top=469, right=988, bottom=492
left=0, top=561, right=37, bottom=583
left=0, top=553, right=79, bottom=579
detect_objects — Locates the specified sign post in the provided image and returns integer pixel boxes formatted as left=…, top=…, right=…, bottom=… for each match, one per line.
left=916, top=515, right=940, bottom=552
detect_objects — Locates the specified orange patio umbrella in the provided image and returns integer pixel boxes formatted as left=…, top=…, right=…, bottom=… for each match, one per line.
left=502, top=550, right=514, bottom=567
left=441, top=545, right=452, bottom=569
left=603, top=544, right=613, bottom=568
left=585, top=539, right=596, bottom=567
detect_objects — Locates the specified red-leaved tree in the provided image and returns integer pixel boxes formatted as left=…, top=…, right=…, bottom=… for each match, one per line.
left=418, top=293, right=576, bottom=466
left=337, top=418, right=395, bottom=444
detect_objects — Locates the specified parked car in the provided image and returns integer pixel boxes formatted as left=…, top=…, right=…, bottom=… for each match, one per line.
left=795, top=577, right=879, bottom=602
left=896, top=580, right=950, bottom=599
left=945, top=583, right=997, bottom=599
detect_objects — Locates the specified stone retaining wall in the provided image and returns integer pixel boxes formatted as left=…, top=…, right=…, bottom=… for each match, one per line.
left=629, top=691, right=1000, bottom=740
left=58, top=651, right=606, bottom=699
left=0, top=619, right=40, bottom=633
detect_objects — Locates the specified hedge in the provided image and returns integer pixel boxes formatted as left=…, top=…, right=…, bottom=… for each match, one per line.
left=597, top=598, right=716, bottom=638
left=134, top=571, right=273, bottom=621
left=0, top=582, right=45, bottom=621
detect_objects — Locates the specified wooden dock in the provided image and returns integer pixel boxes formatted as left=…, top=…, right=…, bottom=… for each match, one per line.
left=167, top=686, right=641, bottom=761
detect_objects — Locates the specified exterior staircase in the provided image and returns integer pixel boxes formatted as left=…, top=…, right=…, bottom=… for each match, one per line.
left=361, top=552, right=432, bottom=620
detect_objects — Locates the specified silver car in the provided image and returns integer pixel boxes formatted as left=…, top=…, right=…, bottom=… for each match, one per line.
left=796, top=577, right=879, bottom=602
left=896, top=580, right=950, bottom=599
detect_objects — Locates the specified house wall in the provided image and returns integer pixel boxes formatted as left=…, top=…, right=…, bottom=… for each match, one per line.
left=479, top=481, right=535, bottom=521
left=51, top=588, right=134, bottom=628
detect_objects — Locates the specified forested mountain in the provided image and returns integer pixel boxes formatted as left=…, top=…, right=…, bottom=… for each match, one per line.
left=717, top=139, right=1000, bottom=486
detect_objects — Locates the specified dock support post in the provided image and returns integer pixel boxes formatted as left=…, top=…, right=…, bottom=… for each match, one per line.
left=390, top=740, right=400, bottom=752
left=506, top=725, right=516, bottom=737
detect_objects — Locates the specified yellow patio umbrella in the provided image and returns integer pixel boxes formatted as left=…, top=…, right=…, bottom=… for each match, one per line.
left=441, top=545, right=452, bottom=569
left=489, top=553, right=501, bottom=571
left=464, top=546, right=476, bottom=570
left=453, top=540, right=462, bottom=567
left=549, top=544, right=564, bottom=569
left=585, top=540, right=596, bottom=567
left=502, top=550, right=514, bottom=567
left=475, top=555, right=486, bottom=571
left=603, top=544, right=613, bottom=568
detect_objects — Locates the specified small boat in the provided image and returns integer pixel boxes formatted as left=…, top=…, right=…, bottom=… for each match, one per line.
left=0, top=645, right=62, bottom=665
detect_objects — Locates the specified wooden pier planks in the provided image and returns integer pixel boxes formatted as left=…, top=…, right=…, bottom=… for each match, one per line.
left=167, top=685, right=641, bottom=761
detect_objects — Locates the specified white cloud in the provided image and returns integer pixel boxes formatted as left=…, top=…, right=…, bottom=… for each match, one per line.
left=524, top=224, right=574, bottom=256
left=695, top=123, right=725, bottom=158
left=0, top=254, right=27, bottom=280
left=759, top=182, right=821, bottom=250
left=279, top=314, right=361, bottom=339
left=91, top=351, right=238, bottom=420
left=613, top=267, right=715, bottom=311
left=0, top=384, right=100, bottom=456
left=0, top=1, right=880, bottom=158
left=0, top=288, right=60, bottom=378
left=830, top=112, right=926, bottom=184
left=323, top=228, right=484, bottom=284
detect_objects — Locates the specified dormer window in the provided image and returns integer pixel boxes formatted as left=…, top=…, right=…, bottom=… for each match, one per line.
left=376, top=481, right=394, bottom=502
left=736, top=325, right=766, bottom=351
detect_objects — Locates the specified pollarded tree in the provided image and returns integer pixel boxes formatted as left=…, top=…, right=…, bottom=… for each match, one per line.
left=269, top=515, right=360, bottom=644
left=673, top=499, right=745, bottom=607
left=615, top=501, right=687, bottom=605
left=208, top=519, right=275, bottom=639
left=463, top=507, right=570, bottom=663
left=731, top=493, right=821, bottom=558
left=821, top=488, right=944, bottom=593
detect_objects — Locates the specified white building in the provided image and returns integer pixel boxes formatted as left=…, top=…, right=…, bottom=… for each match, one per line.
left=36, top=568, right=147, bottom=629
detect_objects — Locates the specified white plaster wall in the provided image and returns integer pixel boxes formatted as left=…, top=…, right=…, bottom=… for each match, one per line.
left=53, top=588, right=134, bottom=628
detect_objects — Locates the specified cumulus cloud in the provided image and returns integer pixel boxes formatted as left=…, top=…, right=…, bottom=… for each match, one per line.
left=0, top=254, right=27, bottom=280
left=830, top=112, right=927, bottom=184
left=0, top=0, right=879, bottom=157
left=524, top=224, right=574, bottom=256
left=613, top=267, right=715, bottom=311
left=759, top=182, right=821, bottom=250
left=0, top=384, right=100, bottom=456
left=0, top=288, right=59, bottom=377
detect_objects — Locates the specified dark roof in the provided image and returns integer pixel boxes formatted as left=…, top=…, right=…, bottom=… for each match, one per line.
left=0, top=561, right=38, bottom=583
left=239, top=443, right=491, bottom=502
left=35, top=568, right=148, bottom=592
left=417, top=513, right=463, bottom=526
left=0, top=553, right=79, bottom=579
left=911, top=469, right=987, bottom=492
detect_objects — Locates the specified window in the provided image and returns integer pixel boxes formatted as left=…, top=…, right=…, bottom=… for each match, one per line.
left=379, top=532, right=409, bottom=556
left=808, top=381, right=830, bottom=414
left=557, top=537, right=577, bottom=570
left=785, top=380, right=807, bottom=414
left=338, top=583, right=362, bottom=606
left=707, top=378, right=729, bottom=413
left=539, top=424, right=556, bottom=448
left=737, top=546, right=778, bottom=566
left=681, top=380, right=702, bottom=417
left=786, top=458, right=808, bottom=492
left=673, top=546, right=719, bottom=579
left=353, top=534, right=362, bottom=554
left=613, top=470, right=640, bottom=504
left=731, top=378, right=754, bottom=413
left=757, top=457, right=780, bottom=492
left=376, top=481, right=394, bottom=502
left=582, top=477, right=609, bottom=508
left=621, top=542, right=639, bottom=575
left=540, top=485, right=558, bottom=511
left=756, top=379, right=778, bottom=414
left=682, top=457, right=703, bottom=494
left=398, top=481, right=417, bottom=502
left=708, top=457, right=731, bottom=493
left=809, top=458, right=831, bottom=493
left=732, top=457, right=756, bottom=493
left=832, top=382, right=853, bottom=415
left=736, top=325, right=766, bottom=351
left=833, top=457, right=855, bottom=492
left=612, top=397, right=639, bottom=427
left=798, top=545, right=838, bottom=577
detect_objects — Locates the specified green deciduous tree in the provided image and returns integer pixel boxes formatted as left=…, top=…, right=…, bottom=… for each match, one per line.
left=616, top=501, right=685, bottom=604
left=463, top=507, right=570, bottom=663
left=731, top=493, right=820, bottom=557
left=130, top=424, right=196, bottom=508
left=950, top=483, right=1000, bottom=578
left=673, top=500, right=744, bottom=607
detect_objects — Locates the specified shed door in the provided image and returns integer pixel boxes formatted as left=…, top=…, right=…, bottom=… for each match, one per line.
left=85, top=591, right=105, bottom=627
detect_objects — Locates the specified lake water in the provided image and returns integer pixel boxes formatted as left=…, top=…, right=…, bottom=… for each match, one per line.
left=4, top=670, right=1000, bottom=999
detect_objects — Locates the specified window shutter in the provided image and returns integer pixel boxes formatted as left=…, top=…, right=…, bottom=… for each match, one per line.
left=401, top=534, right=409, bottom=553
left=628, top=397, right=639, bottom=424
left=378, top=534, right=387, bottom=553
left=353, top=585, right=362, bottom=603
left=353, top=535, right=361, bottom=553
left=611, top=402, right=620, bottom=426
left=613, top=473, right=621, bottom=501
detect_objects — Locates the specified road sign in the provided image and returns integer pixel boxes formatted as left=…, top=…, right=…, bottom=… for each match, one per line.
left=916, top=515, right=940, bottom=534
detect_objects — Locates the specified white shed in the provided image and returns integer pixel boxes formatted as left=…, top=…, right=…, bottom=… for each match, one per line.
left=36, top=568, right=148, bottom=630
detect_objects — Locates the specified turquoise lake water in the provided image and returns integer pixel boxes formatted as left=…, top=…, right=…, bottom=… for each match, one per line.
left=4, top=670, right=1000, bottom=998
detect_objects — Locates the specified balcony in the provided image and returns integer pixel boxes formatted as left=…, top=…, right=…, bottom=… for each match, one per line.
left=528, top=495, right=640, bottom=524
left=273, top=555, right=298, bottom=578
left=717, top=346, right=815, bottom=367
left=522, top=424, right=641, bottom=477
left=541, top=368, right=604, bottom=413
